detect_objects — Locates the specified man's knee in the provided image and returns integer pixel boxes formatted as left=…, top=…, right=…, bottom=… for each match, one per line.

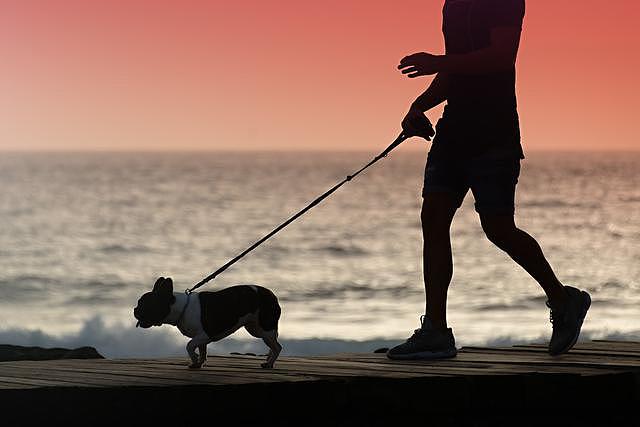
left=480, top=214, right=517, bottom=247
left=420, top=202, right=437, bottom=227
left=421, top=194, right=457, bottom=233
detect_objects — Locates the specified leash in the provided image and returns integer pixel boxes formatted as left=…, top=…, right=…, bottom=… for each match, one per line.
left=186, top=132, right=410, bottom=294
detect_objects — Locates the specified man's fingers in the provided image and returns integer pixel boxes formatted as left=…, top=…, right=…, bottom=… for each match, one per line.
left=398, top=53, right=425, bottom=69
left=402, top=111, right=434, bottom=139
left=401, top=66, right=418, bottom=75
left=401, top=119, right=414, bottom=133
left=398, top=62, right=417, bottom=70
left=399, top=53, right=422, bottom=66
left=402, top=119, right=420, bottom=136
left=400, top=66, right=426, bottom=77
left=399, top=55, right=413, bottom=67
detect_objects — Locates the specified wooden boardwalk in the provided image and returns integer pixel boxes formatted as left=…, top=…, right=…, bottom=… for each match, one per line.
left=1, top=340, right=639, bottom=426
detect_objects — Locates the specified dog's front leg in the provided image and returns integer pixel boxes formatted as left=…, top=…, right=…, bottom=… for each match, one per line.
left=186, top=340, right=199, bottom=368
left=198, top=344, right=207, bottom=366
left=186, top=334, right=210, bottom=369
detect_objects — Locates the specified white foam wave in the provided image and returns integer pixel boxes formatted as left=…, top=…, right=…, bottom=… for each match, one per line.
left=1, top=316, right=638, bottom=359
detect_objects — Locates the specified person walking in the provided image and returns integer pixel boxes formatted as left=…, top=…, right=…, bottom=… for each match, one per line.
left=387, top=0, right=591, bottom=360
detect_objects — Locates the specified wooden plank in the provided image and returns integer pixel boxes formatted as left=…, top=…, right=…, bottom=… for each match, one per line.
left=62, top=352, right=636, bottom=378
left=190, top=355, right=500, bottom=377
left=322, top=355, right=622, bottom=376
left=463, top=345, right=632, bottom=354
left=322, top=350, right=638, bottom=367
left=38, top=356, right=434, bottom=378
left=0, top=364, right=211, bottom=387
left=0, top=356, right=493, bottom=387
left=1, top=355, right=330, bottom=377
left=450, top=350, right=640, bottom=370
left=514, top=341, right=640, bottom=353
left=0, top=379, right=40, bottom=389
left=23, top=357, right=448, bottom=381
left=320, top=353, right=627, bottom=377
left=0, top=340, right=638, bottom=391
left=459, top=346, right=640, bottom=364
left=592, top=339, right=640, bottom=345
left=0, top=374, right=95, bottom=388
left=511, top=343, right=640, bottom=356
left=0, top=361, right=312, bottom=387
left=77, top=359, right=316, bottom=382
left=478, top=347, right=640, bottom=358
left=201, top=353, right=614, bottom=377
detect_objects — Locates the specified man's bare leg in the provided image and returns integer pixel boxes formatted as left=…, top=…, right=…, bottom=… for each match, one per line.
left=479, top=213, right=569, bottom=309
left=386, top=191, right=459, bottom=360
left=421, top=193, right=459, bottom=330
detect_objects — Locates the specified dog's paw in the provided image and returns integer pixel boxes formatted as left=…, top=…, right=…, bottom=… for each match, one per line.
left=188, top=362, right=203, bottom=369
left=261, top=362, right=274, bottom=369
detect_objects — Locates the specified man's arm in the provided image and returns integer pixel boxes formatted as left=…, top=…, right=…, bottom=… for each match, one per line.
left=412, top=72, right=449, bottom=112
left=400, top=73, right=448, bottom=139
left=399, top=26, right=522, bottom=77
left=436, top=26, right=521, bottom=74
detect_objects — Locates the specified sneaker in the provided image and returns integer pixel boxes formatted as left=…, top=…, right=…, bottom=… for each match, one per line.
left=547, top=285, right=591, bottom=356
left=387, top=316, right=457, bottom=360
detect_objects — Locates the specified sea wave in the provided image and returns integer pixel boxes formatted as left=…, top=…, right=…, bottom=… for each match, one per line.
left=0, top=275, right=58, bottom=300
left=280, top=283, right=420, bottom=302
left=312, top=244, right=369, bottom=256
left=98, top=244, right=153, bottom=254
left=518, top=199, right=600, bottom=209
left=0, top=276, right=131, bottom=302
left=1, top=316, right=638, bottom=359
left=472, top=303, right=532, bottom=311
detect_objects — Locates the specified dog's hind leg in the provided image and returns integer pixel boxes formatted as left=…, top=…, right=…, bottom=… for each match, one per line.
left=260, top=329, right=282, bottom=369
left=244, top=322, right=282, bottom=369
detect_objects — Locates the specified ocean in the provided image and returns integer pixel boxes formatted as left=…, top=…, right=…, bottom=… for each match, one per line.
left=1, top=150, right=639, bottom=358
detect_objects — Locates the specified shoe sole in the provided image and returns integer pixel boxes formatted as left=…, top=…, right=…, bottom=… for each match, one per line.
left=550, top=290, right=591, bottom=356
left=386, top=348, right=458, bottom=361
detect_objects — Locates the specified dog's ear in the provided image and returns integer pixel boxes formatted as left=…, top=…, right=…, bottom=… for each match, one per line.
left=165, top=277, right=176, bottom=305
left=152, top=276, right=174, bottom=298
left=152, top=277, right=166, bottom=293
left=163, top=277, right=174, bottom=294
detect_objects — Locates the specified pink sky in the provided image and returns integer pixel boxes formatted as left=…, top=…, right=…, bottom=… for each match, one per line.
left=1, top=0, right=639, bottom=151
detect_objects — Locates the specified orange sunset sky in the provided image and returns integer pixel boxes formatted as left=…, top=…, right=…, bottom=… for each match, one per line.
left=1, top=0, right=639, bottom=151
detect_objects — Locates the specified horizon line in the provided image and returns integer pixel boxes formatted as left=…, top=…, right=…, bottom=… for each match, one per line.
left=1, top=147, right=639, bottom=154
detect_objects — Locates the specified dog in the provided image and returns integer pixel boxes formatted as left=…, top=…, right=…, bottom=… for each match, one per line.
left=133, top=277, right=282, bottom=369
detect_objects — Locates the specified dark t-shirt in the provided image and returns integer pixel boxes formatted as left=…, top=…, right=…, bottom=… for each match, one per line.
left=435, top=0, right=525, bottom=158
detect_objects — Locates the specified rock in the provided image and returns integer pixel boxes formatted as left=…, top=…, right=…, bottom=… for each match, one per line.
left=0, top=344, right=104, bottom=361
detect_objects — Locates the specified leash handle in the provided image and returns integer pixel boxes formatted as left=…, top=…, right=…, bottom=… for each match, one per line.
left=187, top=132, right=409, bottom=293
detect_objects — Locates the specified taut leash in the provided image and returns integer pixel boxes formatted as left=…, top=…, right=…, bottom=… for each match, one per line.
left=186, top=132, right=409, bottom=294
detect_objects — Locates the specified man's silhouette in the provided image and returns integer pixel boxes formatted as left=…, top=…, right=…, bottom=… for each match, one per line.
left=388, top=0, right=591, bottom=359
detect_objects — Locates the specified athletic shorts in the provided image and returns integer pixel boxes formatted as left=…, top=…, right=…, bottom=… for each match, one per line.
left=422, top=147, right=521, bottom=215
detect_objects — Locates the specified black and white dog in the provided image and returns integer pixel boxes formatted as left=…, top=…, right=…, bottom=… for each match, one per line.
left=133, top=277, right=282, bottom=369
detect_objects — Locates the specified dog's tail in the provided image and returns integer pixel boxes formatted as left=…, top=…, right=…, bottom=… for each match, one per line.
left=257, top=287, right=281, bottom=332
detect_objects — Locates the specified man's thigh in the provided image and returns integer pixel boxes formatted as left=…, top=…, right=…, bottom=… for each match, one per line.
left=468, top=150, right=521, bottom=215
left=422, top=149, right=468, bottom=210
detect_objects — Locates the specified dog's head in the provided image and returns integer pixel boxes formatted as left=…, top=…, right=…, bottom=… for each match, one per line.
left=133, top=277, right=176, bottom=328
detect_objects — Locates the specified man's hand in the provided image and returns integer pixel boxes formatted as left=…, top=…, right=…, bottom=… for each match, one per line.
left=398, top=53, right=442, bottom=78
left=402, top=106, right=435, bottom=141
